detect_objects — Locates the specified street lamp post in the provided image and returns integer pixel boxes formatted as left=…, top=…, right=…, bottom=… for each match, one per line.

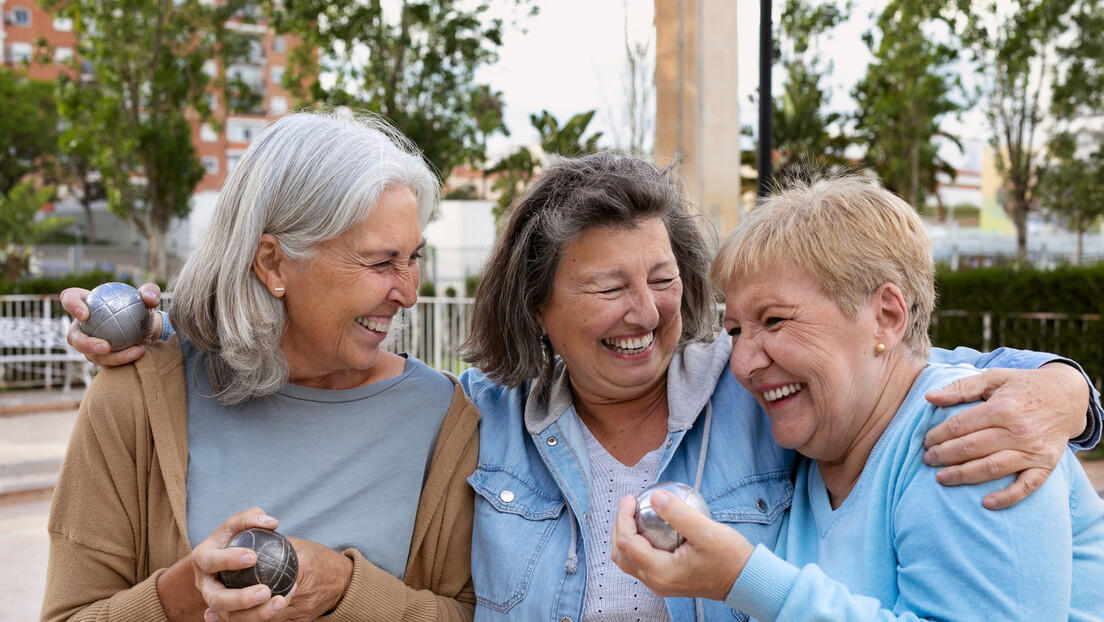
left=757, top=0, right=773, bottom=199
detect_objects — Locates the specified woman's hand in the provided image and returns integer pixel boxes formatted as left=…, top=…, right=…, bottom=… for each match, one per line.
left=276, top=537, right=354, bottom=620
left=61, top=282, right=162, bottom=366
left=610, top=492, right=751, bottom=602
left=922, top=363, right=1091, bottom=510
left=189, top=509, right=294, bottom=622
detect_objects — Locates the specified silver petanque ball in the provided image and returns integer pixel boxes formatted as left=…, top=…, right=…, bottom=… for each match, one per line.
left=218, top=528, right=299, bottom=597
left=635, top=481, right=710, bottom=552
left=79, top=282, right=151, bottom=351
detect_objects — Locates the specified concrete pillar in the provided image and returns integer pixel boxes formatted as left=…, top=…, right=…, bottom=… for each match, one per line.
left=655, top=0, right=743, bottom=236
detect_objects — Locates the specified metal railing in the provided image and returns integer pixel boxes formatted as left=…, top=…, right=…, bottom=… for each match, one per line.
left=1, top=294, right=1099, bottom=390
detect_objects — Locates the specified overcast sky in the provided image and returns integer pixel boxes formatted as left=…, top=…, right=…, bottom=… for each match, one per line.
left=479, top=0, right=986, bottom=170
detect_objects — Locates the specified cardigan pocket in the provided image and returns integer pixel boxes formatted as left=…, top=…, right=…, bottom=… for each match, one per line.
left=468, top=467, right=567, bottom=613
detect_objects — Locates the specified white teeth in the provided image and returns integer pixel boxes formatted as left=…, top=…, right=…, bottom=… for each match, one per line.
left=603, top=331, right=655, bottom=354
left=356, top=317, right=391, bottom=332
left=764, top=383, right=803, bottom=402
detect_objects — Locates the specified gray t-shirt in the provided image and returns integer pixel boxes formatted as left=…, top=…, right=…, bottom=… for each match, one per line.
left=183, top=341, right=453, bottom=579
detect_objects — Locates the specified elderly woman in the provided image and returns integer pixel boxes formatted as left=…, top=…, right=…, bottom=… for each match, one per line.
left=63, top=154, right=1101, bottom=622
left=610, top=176, right=1104, bottom=620
left=42, top=111, right=478, bottom=621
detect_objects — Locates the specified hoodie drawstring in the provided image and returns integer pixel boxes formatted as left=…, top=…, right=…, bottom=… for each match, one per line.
left=693, top=401, right=713, bottom=622
left=564, top=503, right=579, bottom=574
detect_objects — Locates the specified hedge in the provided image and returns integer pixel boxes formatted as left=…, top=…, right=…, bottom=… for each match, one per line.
left=933, top=266, right=1104, bottom=390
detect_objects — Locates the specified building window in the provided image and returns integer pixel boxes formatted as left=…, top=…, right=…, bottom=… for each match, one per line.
left=270, top=66, right=285, bottom=88
left=9, top=8, right=31, bottom=27
left=55, top=47, right=74, bottom=64
left=200, top=124, right=219, bottom=142
left=52, top=17, right=73, bottom=31
left=272, top=36, right=286, bottom=53
left=9, top=42, right=33, bottom=64
left=227, top=153, right=242, bottom=172
left=201, top=156, right=219, bottom=175
left=206, top=92, right=219, bottom=111
left=269, top=96, right=288, bottom=114
left=226, top=119, right=267, bottom=143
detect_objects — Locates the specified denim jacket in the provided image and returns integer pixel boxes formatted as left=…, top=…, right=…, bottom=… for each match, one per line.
left=460, top=337, right=1101, bottom=622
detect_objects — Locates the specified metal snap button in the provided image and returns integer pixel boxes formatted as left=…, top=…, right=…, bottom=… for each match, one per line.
left=499, top=490, right=515, bottom=503
left=756, top=498, right=768, bottom=513
left=546, top=436, right=558, bottom=446
left=666, top=438, right=672, bottom=449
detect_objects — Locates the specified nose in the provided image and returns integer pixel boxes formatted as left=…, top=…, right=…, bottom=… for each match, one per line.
left=729, top=330, right=770, bottom=381
left=389, top=264, right=419, bottom=308
left=624, top=284, right=661, bottom=329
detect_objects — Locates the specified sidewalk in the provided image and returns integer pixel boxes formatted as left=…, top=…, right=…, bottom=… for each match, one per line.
left=0, top=388, right=83, bottom=504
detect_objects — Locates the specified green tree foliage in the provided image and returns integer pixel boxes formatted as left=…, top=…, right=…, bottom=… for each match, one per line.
left=0, top=180, right=70, bottom=282
left=530, top=110, right=604, bottom=161
left=771, top=0, right=851, bottom=179
left=269, top=0, right=536, bottom=181
left=471, top=85, right=510, bottom=199
left=0, top=68, right=58, bottom=195
left=43, top=0, right=253, bottom=279
left=490, top=110, right=603, bottom=226
left=854, top=0, right=965, bottom=212
left=1036, top=132, right=1104, bottom=264
left=952, top=0, right=1084, bottom=265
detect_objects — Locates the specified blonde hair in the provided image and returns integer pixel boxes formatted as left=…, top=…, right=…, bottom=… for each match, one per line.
left=169, top=109, right=438, bottom=405
left=711, top=176, right=935, bottom=359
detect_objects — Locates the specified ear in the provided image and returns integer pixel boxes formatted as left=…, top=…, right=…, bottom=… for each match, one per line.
left=252, top=234, right=289, bottom=296
left=871, top=282, right=909, bottom=348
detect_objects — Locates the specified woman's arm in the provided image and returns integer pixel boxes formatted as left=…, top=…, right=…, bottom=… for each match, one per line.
left=924, top=346, right=1101, bottom=509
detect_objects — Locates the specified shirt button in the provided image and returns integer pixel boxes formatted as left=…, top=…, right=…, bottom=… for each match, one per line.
left=499, top=490, right=515, bottom=503
left=547, top=436, right=558, bottom=446
left=559, top=618, right=572, bottom=622
left=756, top=498, right=768, bottom=513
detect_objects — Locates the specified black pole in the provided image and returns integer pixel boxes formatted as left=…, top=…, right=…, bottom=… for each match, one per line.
left=756, top=0, right=773, bottom=198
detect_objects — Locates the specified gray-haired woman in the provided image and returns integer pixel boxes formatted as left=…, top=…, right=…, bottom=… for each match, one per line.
left=43, top=110, right=479, bottom=621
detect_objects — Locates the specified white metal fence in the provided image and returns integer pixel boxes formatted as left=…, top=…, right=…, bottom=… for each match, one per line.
left=1, top=294, right=1099, bottom=390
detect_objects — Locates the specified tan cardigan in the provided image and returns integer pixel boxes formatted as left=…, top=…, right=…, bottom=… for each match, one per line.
left=42, top=336, right=479, bottom=622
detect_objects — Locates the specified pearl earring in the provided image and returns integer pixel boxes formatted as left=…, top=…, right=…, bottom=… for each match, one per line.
left=875, top=343, right=886, bottom=354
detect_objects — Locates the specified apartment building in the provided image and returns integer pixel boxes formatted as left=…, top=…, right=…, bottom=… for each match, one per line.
left=1, top=0, right=303, bottom=262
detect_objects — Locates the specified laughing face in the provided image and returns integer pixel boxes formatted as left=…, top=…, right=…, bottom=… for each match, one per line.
left=722, top=263, right=882, bottom=462
left=537, top=218, right=684, bottom=406
left=278, top=186, right=423, bottom=388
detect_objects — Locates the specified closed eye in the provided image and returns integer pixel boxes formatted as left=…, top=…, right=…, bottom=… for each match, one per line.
left=765, top=317, right=785, bottom=328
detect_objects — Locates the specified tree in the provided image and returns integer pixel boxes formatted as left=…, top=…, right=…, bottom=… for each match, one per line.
left=853, top=0, right=966, bottom=212
left=0, top=180, right=70, bottom=282
left=1036, top=132, right=1104, bottom=264
left=489, top=109, right=604, bottom=227
left=953, top=0, right=1081, bottom=265
left=471, top=85, right=510, bottom=199
left=270, top=0, right=537, bottom=181
left=43, top=0, right=252, bottom=279
left=530, top=110, right=604, bottom=161
left=0, top=68, right=58, bottom=195
left=746, top=0, right=851, bottom=190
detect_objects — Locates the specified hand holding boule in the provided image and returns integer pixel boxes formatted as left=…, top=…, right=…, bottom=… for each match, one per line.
left=635, top=481, right=710, bottom=552
left=218, top=528, right=299, bottom=596
left=78, top=282, right=151, bottom=351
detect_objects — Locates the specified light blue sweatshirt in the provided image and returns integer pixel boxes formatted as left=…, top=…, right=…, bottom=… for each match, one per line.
left=725, top=362, right=1104, bottom=621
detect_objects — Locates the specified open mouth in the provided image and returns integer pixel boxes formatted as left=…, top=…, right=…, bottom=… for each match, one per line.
left=764, top=383, right=804, bottom=403
left=355, top=316, right=391, bottom=333
left=602, top=331, right=655, bottom=355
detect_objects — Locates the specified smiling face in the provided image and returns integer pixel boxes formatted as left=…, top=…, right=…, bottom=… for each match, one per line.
left=278, top=186, right=423, bottom=388
left=537, top=218, right=684, bottom=406
left=722, top=263, right=883, bottom=462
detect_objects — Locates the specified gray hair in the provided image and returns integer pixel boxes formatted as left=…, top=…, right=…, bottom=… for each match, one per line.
left=459, top=151, right=716, bottom=393
left=711, top=175, right=935, bottom=359
left=169, top=109, right=438, bottom=405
